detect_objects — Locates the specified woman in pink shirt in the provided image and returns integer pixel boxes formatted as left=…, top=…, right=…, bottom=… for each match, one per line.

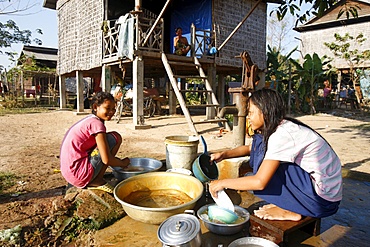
left=60, top=92, right=130, bottom=193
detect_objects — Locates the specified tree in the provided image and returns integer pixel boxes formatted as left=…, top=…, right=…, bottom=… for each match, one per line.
left=293, top=53, right=331, bottom=114
left=0, top=1, right=42, bottom=60
left=271, top=0, right=361, bottom=26
left=324, top=33, right=370, bottom=105
left=266, top=13, right=296, bottom=54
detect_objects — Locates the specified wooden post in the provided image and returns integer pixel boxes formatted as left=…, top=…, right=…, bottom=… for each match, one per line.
left=101, top=64, right=112, bottom=93
left=59, top=75, right=67, bottom=109
left=20, top=70, right=24, bottom=107
left=207, top=64, right=217, bottom=119
left=135, top=0, right=141, bottom=11
left=191, top=23, right=196, bottom=56
left=218, top=74, right=226, bottom=107
left=133, top=55, right=150, bottom=129
left=76, top=71, right=85, bottom=114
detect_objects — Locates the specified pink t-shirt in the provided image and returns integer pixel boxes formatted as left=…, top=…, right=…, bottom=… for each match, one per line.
left=264, top=120, right=342, bottom=202
left=60, top=115, right=106, bottom=188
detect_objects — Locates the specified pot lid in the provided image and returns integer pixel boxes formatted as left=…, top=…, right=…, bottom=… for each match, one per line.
left=158, top=214, right=200, bottom=245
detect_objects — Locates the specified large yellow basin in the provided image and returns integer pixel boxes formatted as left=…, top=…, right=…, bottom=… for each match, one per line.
left=114, top=172, right=204, bottom=224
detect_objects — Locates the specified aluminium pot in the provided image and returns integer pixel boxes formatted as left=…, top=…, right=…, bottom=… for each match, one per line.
left=197, top=204, right=250, bottom=235
left=158, top=213, right=201, bottom=247
left=228, top=237, right=279, bottom=247
left=111, top=157, right=162, bottom=181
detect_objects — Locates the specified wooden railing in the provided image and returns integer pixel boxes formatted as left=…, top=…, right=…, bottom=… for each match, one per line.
left=191, top=24, right=216, bottom=58
left=102, top=20, right=120, bottom=59
left=102, top=14, right=164, bottom=61
left=102, top=15, right=214, bottom=61
left=136, top=15, right=164, bottom=52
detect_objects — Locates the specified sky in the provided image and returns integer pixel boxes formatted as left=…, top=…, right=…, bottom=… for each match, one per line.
left=0, top=1, right=305, bottom=70
left=0, top=0, right=58, bottom=69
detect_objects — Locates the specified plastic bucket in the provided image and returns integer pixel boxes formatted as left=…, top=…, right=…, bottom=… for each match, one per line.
left=165, top=135, right=199, bottom=170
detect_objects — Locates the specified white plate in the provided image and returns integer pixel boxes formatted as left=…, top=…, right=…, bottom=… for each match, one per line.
left=166, top=168, right=192, bottom=176
left=211, top=190, right=234, bottom=212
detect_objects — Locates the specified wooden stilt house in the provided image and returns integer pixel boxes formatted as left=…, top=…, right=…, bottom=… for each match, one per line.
left=44, top=0, right=277, bottom=134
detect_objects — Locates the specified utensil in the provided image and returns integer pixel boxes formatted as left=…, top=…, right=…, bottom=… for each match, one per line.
left=166, top=168, right=193, bottom=176
left=228, top=237, right=279, bottom=247
left=208, top=205, right=238, bottom=224
left=158, top=212, right=201, bottom=247
left=192, top=135, right=218, bottom=182
left=114, top=172, right=204, bottom=225
left=211, top=189, right=234, bottom=212
left=111, top=157, right=162, bottom=181
left=197, top=204, right=250, bottom=235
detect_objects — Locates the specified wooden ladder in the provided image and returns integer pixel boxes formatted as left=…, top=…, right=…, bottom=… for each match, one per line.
left=161, top=53, right=228, bottom=134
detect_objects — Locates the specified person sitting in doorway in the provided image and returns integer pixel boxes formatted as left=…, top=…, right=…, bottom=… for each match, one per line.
left=174, top=27, right=191, bottom=56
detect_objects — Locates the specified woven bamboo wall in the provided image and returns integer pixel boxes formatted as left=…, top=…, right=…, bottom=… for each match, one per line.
left=300, top=22, right=370, bottom=70
left=213, top=0, right=267, bottom=70
left=57, top=0, right=103, bottom=75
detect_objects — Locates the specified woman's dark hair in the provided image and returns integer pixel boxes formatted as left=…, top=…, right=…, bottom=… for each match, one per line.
left=248, top=88, right=285, bottom=149
left=90, top=91, right=115, bottom=114
left=175, top=27, right=182, bottom=32
left=248, top=88, right=329, bottom=152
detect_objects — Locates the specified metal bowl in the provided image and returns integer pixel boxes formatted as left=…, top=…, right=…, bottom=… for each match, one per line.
left=197, top=204, right=250, bottom=235
left=111, top=157, right=162, bottom=181
left=228, top=237, right=279, bottom=247
left=208, top=205, right=238, bottom=224
left=166, top=168, right=193, bottom=176
left=114, top=172, right=204, bottom=224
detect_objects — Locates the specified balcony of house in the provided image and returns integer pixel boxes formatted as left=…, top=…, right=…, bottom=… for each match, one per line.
left=102, top=11, right=217, bottom=71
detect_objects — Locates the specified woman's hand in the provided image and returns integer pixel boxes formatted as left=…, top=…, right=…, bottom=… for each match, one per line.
left=208, top=180, right=226, bottom=198
left=120, top=157, right=130, bottom=168
left=210, top=152, right=224, bottom=163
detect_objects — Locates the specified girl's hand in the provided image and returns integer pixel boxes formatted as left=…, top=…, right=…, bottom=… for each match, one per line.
left=120, top=157, right=130, bottom=168
left=208, top=180, right=225, bottom=198
left=210, top=152, right=224, bottom=163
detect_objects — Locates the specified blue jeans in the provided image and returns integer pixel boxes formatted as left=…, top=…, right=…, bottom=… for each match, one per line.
left=88, top=133, right=117, bottom=181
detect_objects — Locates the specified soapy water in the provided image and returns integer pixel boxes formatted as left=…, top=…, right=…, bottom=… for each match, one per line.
left=124, top=189, right=193, bottom=208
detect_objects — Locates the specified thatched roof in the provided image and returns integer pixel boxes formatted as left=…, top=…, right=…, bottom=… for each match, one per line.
left=43, top=0, right=56, bottom=9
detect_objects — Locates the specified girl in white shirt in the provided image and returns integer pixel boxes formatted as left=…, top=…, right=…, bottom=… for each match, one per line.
left=209, top=88, right=342, bottom=221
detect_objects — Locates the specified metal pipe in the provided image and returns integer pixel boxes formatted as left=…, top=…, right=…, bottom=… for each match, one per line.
left=234, top=116, right=246, bottom=147
left=218, top=105, right=238, bottom=118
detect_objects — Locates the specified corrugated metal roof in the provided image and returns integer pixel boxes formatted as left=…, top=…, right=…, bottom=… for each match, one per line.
left=22, top=50, right=57, bottom=62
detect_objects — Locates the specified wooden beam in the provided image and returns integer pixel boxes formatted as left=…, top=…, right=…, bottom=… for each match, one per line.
left=59, top=75, right=67, bottom=109
left=217, top=0, right=263, bottom=52
left=76, top=71, right=84, bottom=113
left=142, top=0, right=171, bottom=46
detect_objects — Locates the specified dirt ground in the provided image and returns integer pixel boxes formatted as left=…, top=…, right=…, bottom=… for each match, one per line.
left=0, top=108, right=369, bottom=245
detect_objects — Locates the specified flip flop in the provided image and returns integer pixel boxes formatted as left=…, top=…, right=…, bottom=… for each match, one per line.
left=87, top=183, right=114, bottom=194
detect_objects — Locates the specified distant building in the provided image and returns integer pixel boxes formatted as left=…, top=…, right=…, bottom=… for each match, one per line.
left=17, top=45, right=58, bottom=98
left=294, top=0, right=370, bottom=98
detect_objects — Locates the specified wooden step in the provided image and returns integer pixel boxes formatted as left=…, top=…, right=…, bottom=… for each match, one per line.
left=193, top=119, right=228, bottom=125
left=179, top=89, right=213, bottom=93
left=168, top=61, right=198, bottom=67
left=174, top=75, right=207, bottom=80
left=186, top=104, right=219, bottom=108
